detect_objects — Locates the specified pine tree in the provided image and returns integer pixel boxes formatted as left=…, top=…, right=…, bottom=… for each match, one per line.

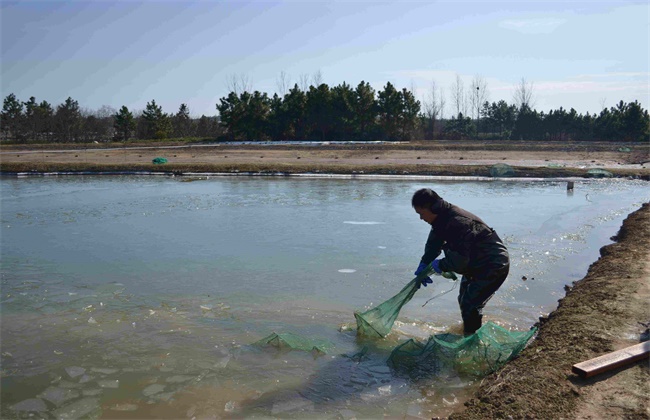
left=113, top=106, right=136, bottom=141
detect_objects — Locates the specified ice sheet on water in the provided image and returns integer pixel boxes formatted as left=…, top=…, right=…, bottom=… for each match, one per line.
left=39, top=386, right=80, bottom=406
left=52, top=397, right=100, bottom=419
left=65, top=366, right=86, bottom=379
left=143, top=383, right=166, bottom=397
left=343, top=221, right=385, bottom=225
left=11, top=398, right=47, bottom=412
left=338, top=269, right=356, bottom=273
left=90, top=367, right=118, bottom=375
left=97, top=379, right=119, bottom=389
left=165, top=375, right=194, bottom=384
left=271, top=396, right=315, bottom=415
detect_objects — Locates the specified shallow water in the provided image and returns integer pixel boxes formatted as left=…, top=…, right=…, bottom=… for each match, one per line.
left=1, top=175, right=648, bottom=418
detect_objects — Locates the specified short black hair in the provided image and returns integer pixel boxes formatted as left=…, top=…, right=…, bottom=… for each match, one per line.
left=411, top=188, right=442, bottom=209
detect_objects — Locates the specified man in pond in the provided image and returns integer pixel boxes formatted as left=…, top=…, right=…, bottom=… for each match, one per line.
left=412, top=188, right=509, bottom=335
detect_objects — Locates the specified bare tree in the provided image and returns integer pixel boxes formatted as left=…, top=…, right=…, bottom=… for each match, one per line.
left=513, top=77, right=535, bottom=110
left=276, top=71, right=291, bottom=96
left=422, top=80, right=441, bottom=139
left=311, top=69, right=323, bottom=87
left=226, top=73, right=252, bottom=95
left=451, top=74, right=467, bottom=116
left=599, top=97, right=607, bottom=111
left=438, top=89, right=446, bottom=121
left=298, top=73, right=310, bottom=91
left=469, top=75, right=489, bottom=121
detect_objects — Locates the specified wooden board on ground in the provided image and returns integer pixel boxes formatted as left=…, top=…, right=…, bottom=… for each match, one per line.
left=572, top=341, right=650, bottom=378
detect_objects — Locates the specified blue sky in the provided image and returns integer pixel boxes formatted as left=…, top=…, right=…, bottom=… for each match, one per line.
left=1, top=0, right=648, bottom=118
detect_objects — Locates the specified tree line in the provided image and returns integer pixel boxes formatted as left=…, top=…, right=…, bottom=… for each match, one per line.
left=2, top=80, right=648, bottom=143
left=0, top=95, right=223, bottom=143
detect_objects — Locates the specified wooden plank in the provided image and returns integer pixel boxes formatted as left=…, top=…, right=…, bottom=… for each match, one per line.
left=572, top=341, right=650, bottom=378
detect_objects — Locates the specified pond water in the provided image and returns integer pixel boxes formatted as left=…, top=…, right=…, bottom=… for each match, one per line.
left=1, top=175, right=648, bottom=419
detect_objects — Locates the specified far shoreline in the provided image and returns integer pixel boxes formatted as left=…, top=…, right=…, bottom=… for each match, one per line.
left=1, top=140, right=648, bottom=180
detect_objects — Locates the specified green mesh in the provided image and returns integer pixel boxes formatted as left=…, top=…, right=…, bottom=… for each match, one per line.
left=252, top=332, right=333, bottom=354
left=355, top=278, right=420, bottom=338
left=586, top=168, right=613, bottom=178
left=489, top=163, right=515, bottom=177
left=152, top=157, right=168, bottom=164
left=388, top=322, right=537, bottom=375
left=355, top=264, right=458, bottom=338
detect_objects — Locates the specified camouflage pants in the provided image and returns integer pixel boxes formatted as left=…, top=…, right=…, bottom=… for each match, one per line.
left=458, top=264, right=509, bottom=334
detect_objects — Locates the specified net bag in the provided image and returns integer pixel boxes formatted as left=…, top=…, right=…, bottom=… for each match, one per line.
left=586, top=168, right=613, bottom=178
left=489, top=163, right=515, bottom=177
left=354, top=264, right=458, bottom=338
left=388, top=322, right=537, bottom=376
left=354, top=278, right=420, bottom=338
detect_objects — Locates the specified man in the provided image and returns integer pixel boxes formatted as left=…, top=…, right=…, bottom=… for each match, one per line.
left=411, top=188, right=509, bottom=335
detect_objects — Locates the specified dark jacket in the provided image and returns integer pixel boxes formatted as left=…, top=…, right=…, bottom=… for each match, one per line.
left=420, top=199, right=509, bottom=278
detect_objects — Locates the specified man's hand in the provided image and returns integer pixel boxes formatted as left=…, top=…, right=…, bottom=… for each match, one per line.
left=414, top=261, right=428, bottom=276
left=415, top=261, right=433, bottom=288
left=430, top=259, right=442, bottom=274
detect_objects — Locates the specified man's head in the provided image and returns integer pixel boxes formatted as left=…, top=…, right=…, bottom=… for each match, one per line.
left=412, top=188, right=442, bottom=225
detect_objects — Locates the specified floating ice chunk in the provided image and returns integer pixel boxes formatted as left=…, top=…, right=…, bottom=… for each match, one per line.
left=338, top=269, right=356, bottom=273
left=199, top=305, right=212, bottom=311
left=343, top=221, right=385, bottom=225
left=142, top=384, right=165, bottom=397
left=338, top=409, right=357, bottom=420
left=11, top=398, right=47, bottom=412
left=377, top=246, right=386, bottom=249
left=79, top=375, right=93, bottom=384
left=442, top=395, right=458, bottom=406
left=271, top=396, right=314, bottom=415
left=215, top=355, right=231, bottom=368
left=52, top=397, right=99, bottom=419
left=97, top=379, right=119, bottom=389
left=165, top=375, right=194, bottom=384
left=39, top=386, right=80, bottom=406
left=82, top=389, right=103, bottom=397
left=110, top=403, right=138, bottom=411
left=88, top=317, right=97, bottom=324
left=224, top=401, right=236, bottom=413
left=65, top=366, right=86, bottom=379
left=406, top=403, right=424, bottom=418
left=54, top=350, right=63, bottom=355
left=91, top=367, right=118, bottom=375
left=378, top=385, right=392, bottom=396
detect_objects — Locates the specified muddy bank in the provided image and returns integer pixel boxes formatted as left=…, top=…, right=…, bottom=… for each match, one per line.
left=1, top=140, right=648, bottom=179
left=449, top=202, right=650, bottom=420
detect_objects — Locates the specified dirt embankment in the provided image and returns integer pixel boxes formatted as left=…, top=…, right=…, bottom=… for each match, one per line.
left=1, top=140, right=648, bottom=179
left=449, top=203, right=650, bottom=420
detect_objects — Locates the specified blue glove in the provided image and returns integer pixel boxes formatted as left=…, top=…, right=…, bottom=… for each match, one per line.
left=415, top=261, right=433, bottom=288
left=430, top=259, right=443, bottom=274
left=414, top=261, right=428, bottom=276
left=419, top=277, right=433, bottom=288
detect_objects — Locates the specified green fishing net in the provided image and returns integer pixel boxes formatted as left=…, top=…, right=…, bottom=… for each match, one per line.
left=354, top=278, right=421, bottom=338
left=489, top=163, right=515, bottom=177
left=355, top=264, right=458, bottom=338
left=586, top=168, right=613, bottom=178
left=252, top=332, right=333, bottom=355
left=388, top=322, right=537, bottom=375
